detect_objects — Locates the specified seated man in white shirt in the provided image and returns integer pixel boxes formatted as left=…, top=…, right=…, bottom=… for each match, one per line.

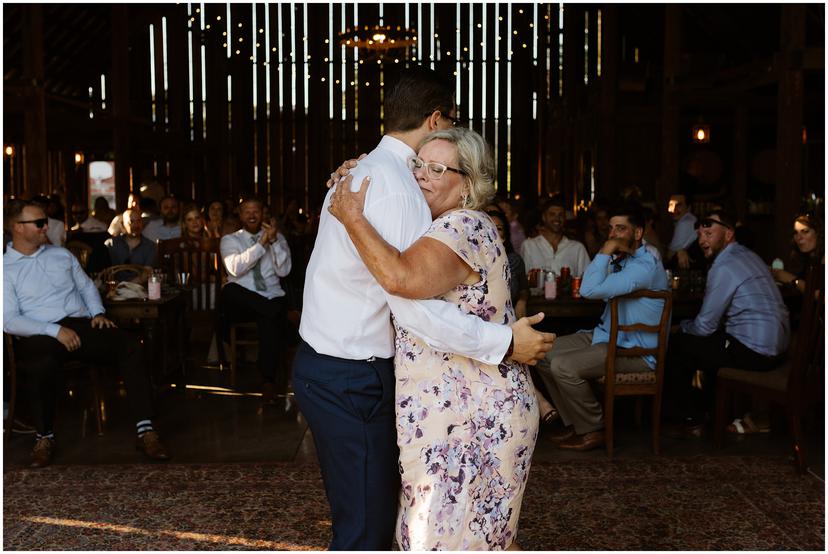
left=3, top=200, right=169, bottom=468
left=220, top=197, right=292, bottom=405
left=142, top=195, right=181, bottom=242
left=666, top=193, right=698, bottom=269
left=520, top=196, right=590, bottom=278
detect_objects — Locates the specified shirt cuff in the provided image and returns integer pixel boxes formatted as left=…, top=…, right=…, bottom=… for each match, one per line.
left=477, top=323, right=512, bottom=365
left=45, top=323, right=62, bottom=339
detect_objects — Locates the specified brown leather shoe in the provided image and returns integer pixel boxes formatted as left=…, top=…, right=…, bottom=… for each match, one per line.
left=136, top=431, right=171, bottom=461
left=546, top=425, right=576, bottom=443
left=30, top=437, right=55, bottom=468
left=557, top=430, right=605, bottom=451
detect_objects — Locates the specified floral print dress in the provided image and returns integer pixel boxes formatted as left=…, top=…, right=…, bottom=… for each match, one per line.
left=394, top=209, right=539, bottom=551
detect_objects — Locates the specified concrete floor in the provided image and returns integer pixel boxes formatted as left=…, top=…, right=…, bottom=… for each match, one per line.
left=4, top=352, right=824, bottom=482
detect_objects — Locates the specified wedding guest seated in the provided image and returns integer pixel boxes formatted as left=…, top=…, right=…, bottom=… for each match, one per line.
left=582, top=201, right=610, bottom=258
left=143, top=195, right=181, bottom=242
left=107, top=193, right=141, bottom=236
left=91, top=196, right=116, bottom=233
left=104, top=208, right=157, bottom=272
left=520, top=196, right=590, bottom=278
left=497, top=197, right=527, bottom=252
left=772, top=212, right=824, bottom=295
left=204, top=200, right=226, bottom=239
left=536, top=204, right=668, bottom=451
left=220, top=197, right=292, bottom=405
left=665, top=193, right=698, bottom=269
left=663, top=207, right=790, bottom=436
left=30, top=195, right=65, bottom=247
left=3, top=199, right=169, bottom=468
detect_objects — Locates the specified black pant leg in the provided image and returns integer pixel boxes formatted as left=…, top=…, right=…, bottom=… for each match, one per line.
left=62, top=318, right=154, bottom=423
left=15, top=335, right=66, bottom=435
left=664, top=331, right=729, bottom=420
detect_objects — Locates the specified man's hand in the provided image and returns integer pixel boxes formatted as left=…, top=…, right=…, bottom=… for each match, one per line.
left=90, top=314, right=117, bottom=329
left=328, top=175, right=371, bottom=226
left=260, top=218, right=280, bottom=245
left=56, top=326, right=81, bottom=352
left=599, top=238, right=634, bottom=257
left=510, top=313, right=556, bottom=365
left=676, top=249, right=690, bottom=269
left=325, top=154, right=367, bottom=189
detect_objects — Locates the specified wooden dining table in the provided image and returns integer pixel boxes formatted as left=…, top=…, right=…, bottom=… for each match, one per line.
left=104, top=290, right=187, bottom=388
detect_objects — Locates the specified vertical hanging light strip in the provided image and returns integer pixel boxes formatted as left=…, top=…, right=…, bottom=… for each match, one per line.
left=558, top=4, right=564, bottom=97
left=597, top=9, right=602, bottom=77
left=467, top=4, right=473, bottom=124
left=303, top=3, right=308, bottom=114
left=265, top=2, right=271, bottom=118
left=454, top=3, right=460, bottom=115
left=278, top=4, right=284, bottom=111
left=583, top=11, right=589, bottom=85
left=546, top=4, right=551, bottom=100
left=200, top=2, right=207, bottom=140
left=533, top=4, right=538, bottom=119
left=149, top=24, right=156, bottom=125
left=187, top=4, right=194, bottom=140
left=100, top=74, right=106, bottom=111
left=328, top=2, right=333, bottom=119
left=290, top=1, right=296, bottom=112
left=430, top=3, right=435, bottom=70
left=493, top=2, right=499, bottom=172
left=481, top=5, right=486, bottom=133
left=353, top=4, right=359, bottom=132
left=162, top=16, right=169, bottom=128
left=252, top=4, right=258, bottom=190
left=506, top=3, right=512, bottom=193
left=417, top=2, right=422, bottom=61
left=340, top=6, right=345, bottom=121
left=379, top=2, right=385, bottom=135
left=89, top=86, right=94, bottom=119
left=226, top=3, right=232, bottom=59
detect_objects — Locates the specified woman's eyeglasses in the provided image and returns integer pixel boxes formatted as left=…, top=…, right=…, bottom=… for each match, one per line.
left=17, top=218, right=48, bottom=229
left=408, top=156, right=467, bottom=179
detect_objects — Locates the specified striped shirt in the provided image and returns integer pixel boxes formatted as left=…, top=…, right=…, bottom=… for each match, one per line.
left=680, top=242, right=790, bottom=357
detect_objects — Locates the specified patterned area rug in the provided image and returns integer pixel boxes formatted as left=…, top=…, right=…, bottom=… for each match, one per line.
left=4, top=455, right=823, bottom=550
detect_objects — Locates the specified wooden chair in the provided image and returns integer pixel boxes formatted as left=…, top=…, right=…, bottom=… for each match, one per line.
left=4, top=333, right=106, bottom=438
left=714, top=267, right=824, bottom=473
left=98, top=264, right=153, bottom=284
left=599, top=289, right=673, bottom=459
left=65, top=240, right=93, bottom=271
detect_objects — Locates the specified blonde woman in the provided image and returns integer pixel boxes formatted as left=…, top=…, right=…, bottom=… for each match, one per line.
left=329, top=127, right=542, bottom=551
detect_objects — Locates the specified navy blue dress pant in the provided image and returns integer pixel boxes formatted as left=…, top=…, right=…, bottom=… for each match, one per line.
left=293, top=341, right=399, bottom=550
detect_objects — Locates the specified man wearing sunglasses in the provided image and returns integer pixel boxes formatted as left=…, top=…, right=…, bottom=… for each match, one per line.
left=4, top=200, right=170, bottom=467
left=664, top=208, right=790, bottom=436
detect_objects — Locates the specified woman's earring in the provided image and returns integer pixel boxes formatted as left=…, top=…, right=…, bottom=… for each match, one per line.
left=460, top=191, right=469, bottom=208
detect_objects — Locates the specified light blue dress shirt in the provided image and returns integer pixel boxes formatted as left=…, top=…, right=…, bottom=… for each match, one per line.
left=4, top=244, right=105, bottom=339
left=680, top=242, right=789, bottom=357
left=668, top=211, right=697, bottom=252
left=579, top=244, right=670, bottom=368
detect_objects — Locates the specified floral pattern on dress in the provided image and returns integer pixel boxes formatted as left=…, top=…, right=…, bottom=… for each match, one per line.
left=394, top=209, right=539, bottom=551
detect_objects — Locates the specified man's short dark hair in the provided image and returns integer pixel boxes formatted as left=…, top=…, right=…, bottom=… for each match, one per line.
left=609, top=203, right=645, bottom=230
left=384, top=66, right=455, bottom=133
left=5, top=199, right=32, bottom=225
left=539, top=195, right=566, bottom=215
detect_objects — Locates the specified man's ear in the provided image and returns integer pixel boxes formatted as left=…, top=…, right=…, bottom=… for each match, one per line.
left=426, top=111, right=441, bottom=131
left=725, top=227, right=736, bottom=243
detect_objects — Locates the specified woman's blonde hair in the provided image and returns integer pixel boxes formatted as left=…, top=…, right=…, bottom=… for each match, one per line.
left=419, top=127, right=495, bottom=211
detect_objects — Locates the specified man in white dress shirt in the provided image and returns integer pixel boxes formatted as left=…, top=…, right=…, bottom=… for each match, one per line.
left=295, top=66, right=555, bottom=550
left=520, top=196, right=590, bottom=278
left=666, top=193, right=698, bottom=269
left=4, top=200, right=169, bottom=468
left=220, top=197, right=292, bottom=404
left=142, top=195, right=181, bottom=242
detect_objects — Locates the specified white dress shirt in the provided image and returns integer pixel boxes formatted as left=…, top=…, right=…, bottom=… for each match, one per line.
left=668, top=211, right=697, bottom=252
left=520, top=234, right=590, bottom=277
left=220, top=229, right=291, bottom=299
left=142, top=220, right=181, bottom=242
left=300, top=135, right=511, bottom=364
left=4, top=244, right=105, bottom=339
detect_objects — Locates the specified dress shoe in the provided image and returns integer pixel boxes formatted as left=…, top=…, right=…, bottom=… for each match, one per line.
left=136, top=431, right=171, bottom=461
left=540, top=408, right=560, bottom=427
left=546, top=425, right=575, bottom=443
left=30, top=437, right=55, bottom=468
left=557, top=430, right=605, bottom=452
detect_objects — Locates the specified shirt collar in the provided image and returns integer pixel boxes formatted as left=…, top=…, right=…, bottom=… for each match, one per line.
left=5, top=244, right=46, bottom=261
left=378, top=135, right=417, bottom=162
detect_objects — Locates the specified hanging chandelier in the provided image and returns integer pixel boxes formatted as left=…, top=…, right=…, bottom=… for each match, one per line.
left=338, top=25, right=417, bottom=59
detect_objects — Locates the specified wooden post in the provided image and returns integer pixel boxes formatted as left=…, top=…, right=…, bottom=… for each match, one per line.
left=112, top=5, right=132, bottom=209
left=22, top=5, right=47, bottom=197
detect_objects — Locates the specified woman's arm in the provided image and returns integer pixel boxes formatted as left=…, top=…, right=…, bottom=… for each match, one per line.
left=329, top=175, right=475, bottom=299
